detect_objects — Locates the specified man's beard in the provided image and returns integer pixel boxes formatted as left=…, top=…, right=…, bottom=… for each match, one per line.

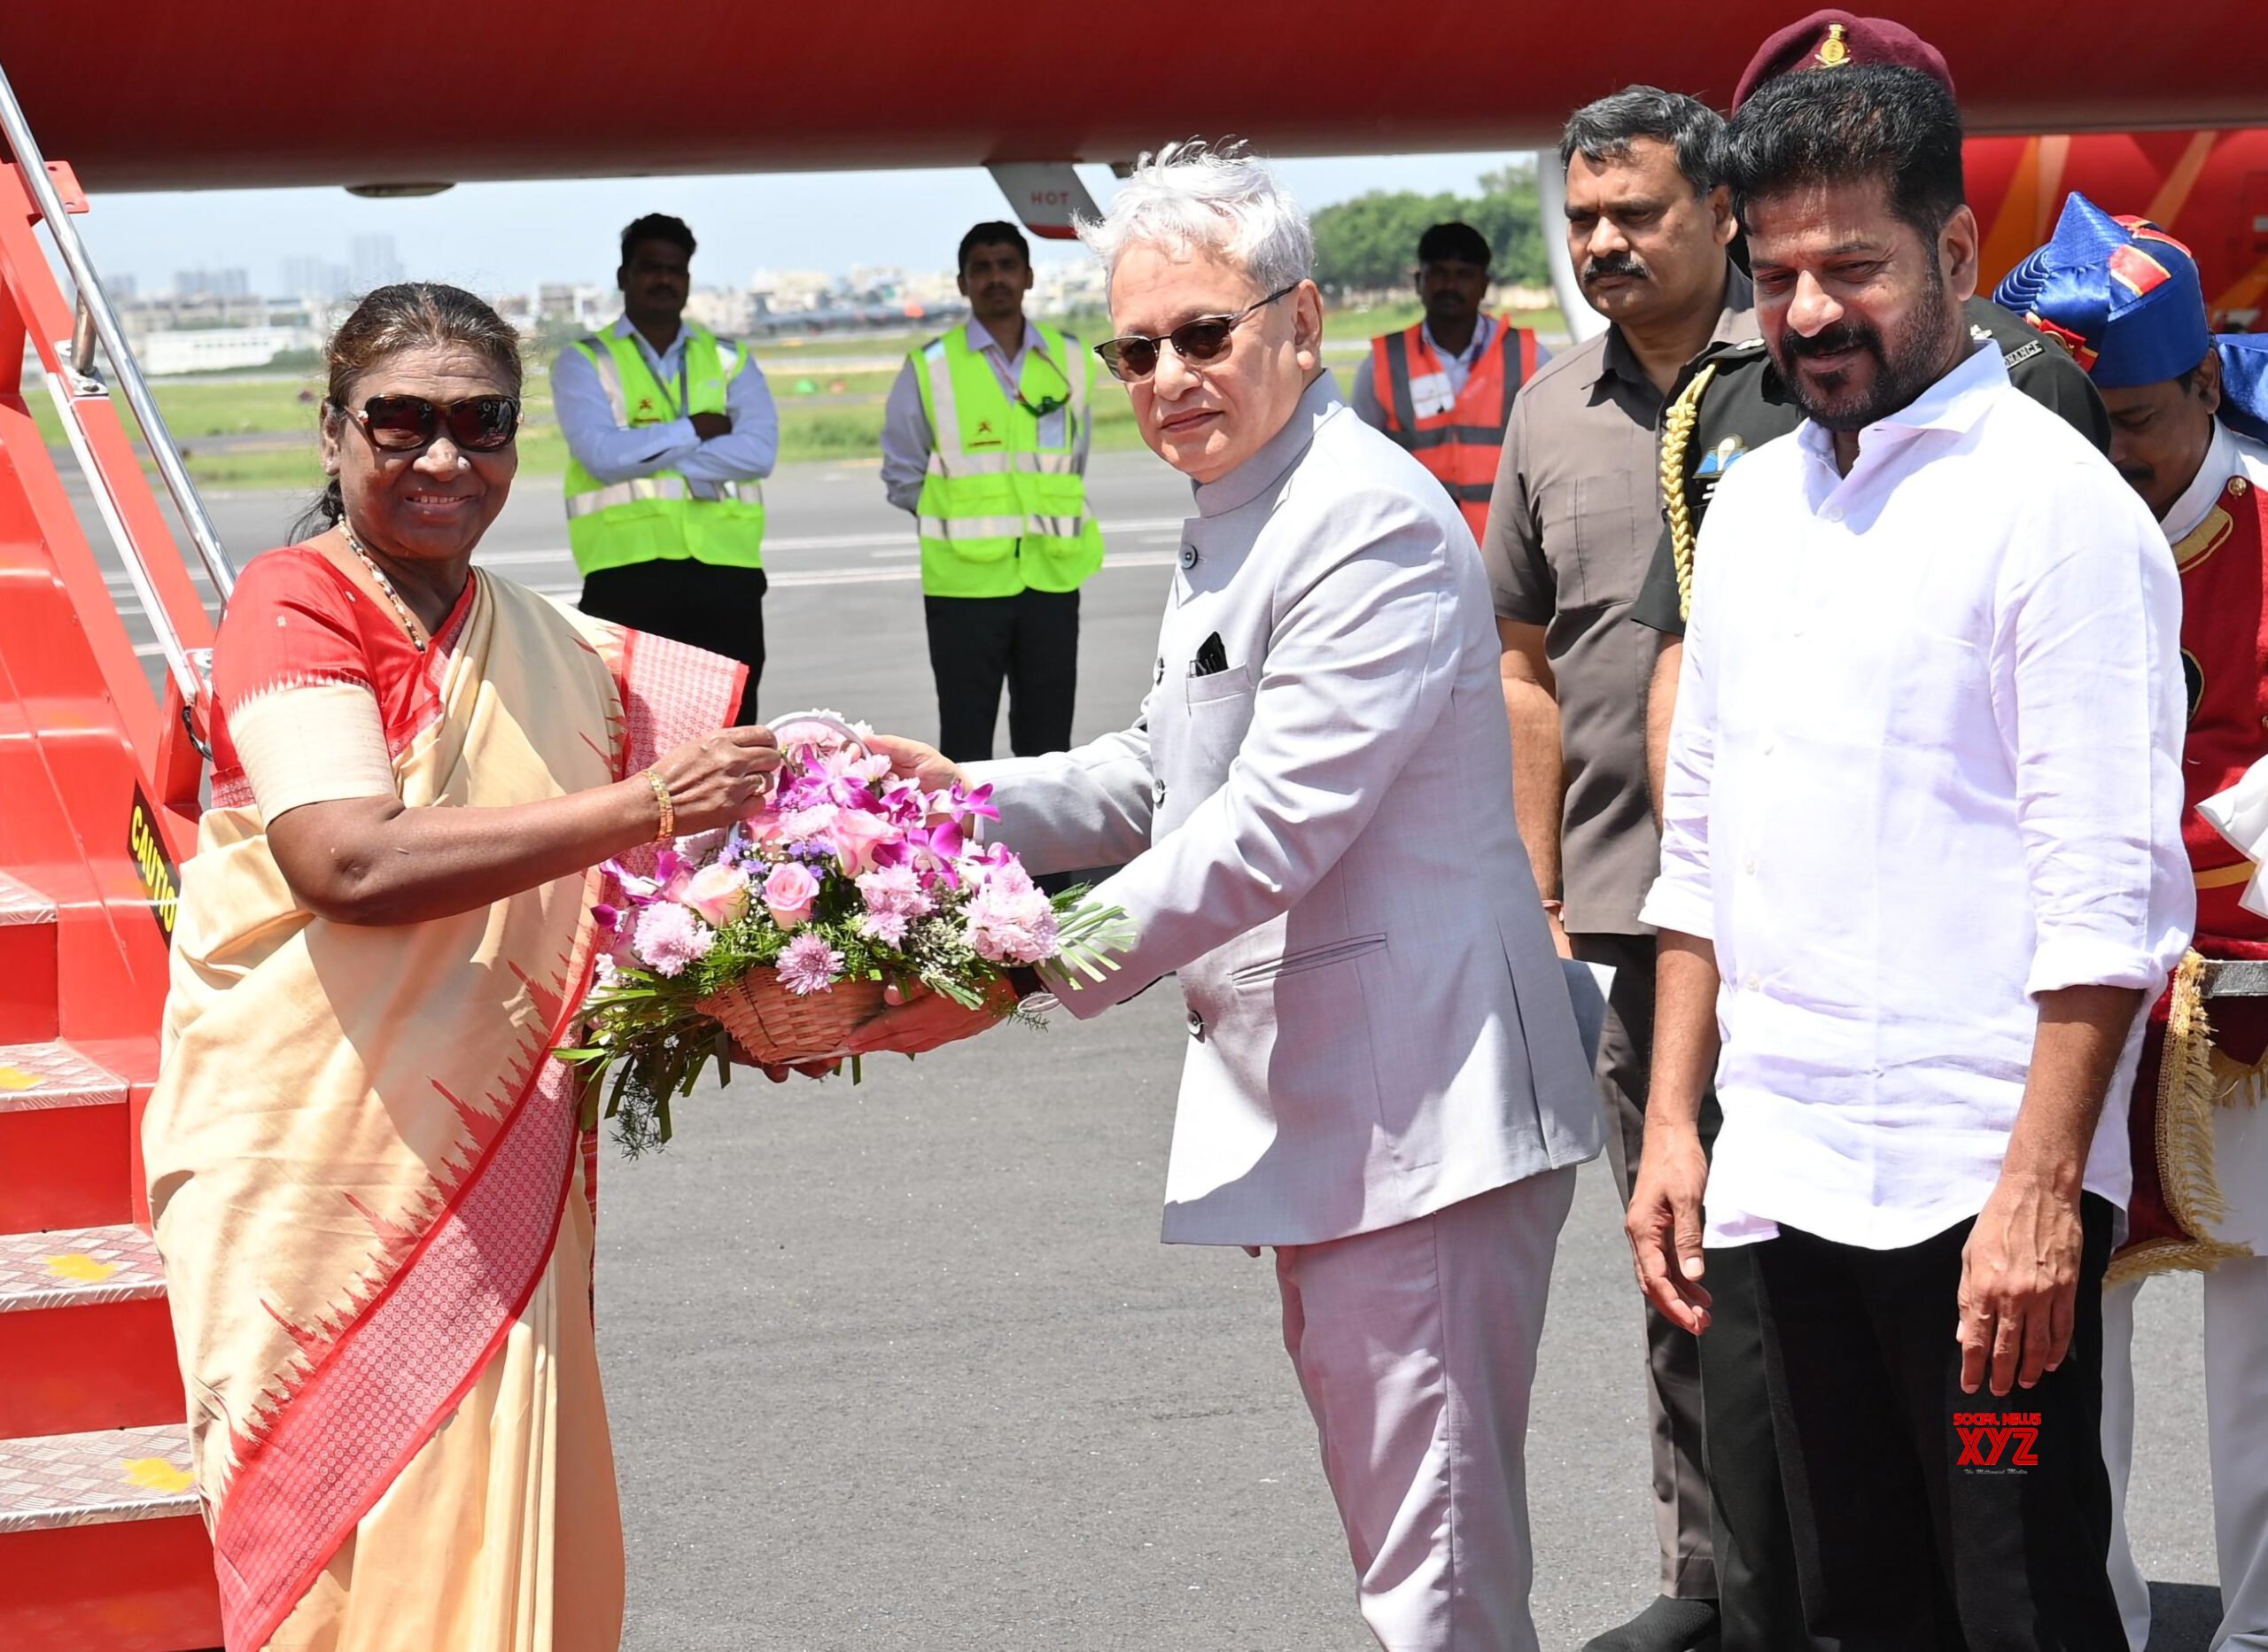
left=1773, top=252, right=1951, bottom=432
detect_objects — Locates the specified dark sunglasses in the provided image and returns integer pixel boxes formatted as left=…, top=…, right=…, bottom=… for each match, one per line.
left=339, top=394, right=522, bottom=454
left=1094, top=284, right=1298, bottom=383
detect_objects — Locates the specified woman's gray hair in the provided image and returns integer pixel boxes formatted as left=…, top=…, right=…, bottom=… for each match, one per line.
left=1078, top=140, right=1314, bottom=294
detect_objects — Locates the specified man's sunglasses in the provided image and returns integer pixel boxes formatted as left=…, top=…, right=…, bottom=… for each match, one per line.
left=1094, top=284, right=1299, bottom=383
left=338, top=394, right=522, bottom=454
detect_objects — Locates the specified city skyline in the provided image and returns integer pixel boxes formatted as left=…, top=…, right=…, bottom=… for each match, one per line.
left=72, top=152, right=1533, bottom=303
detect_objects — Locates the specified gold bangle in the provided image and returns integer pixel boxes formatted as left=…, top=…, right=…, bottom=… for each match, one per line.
left=645, top=768, right=675, bottom=842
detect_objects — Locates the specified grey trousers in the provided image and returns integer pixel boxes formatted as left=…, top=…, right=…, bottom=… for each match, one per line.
left=1278, top=1169, right=1579, bottom=1651
left=1571, top=932, right=1717, bottom=1601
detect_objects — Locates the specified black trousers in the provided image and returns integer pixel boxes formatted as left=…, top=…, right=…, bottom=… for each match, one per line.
left=579, top=560, right=765, bottom=725
left=1753, top=1196, right=2124, bottom=1652
left=1697, top=1237, right=1815, bottom=1651
left=923, top=588, right=1079, bottom=762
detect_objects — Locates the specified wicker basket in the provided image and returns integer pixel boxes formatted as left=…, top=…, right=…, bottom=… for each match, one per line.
left=697, top=969, right=893, bottom=1066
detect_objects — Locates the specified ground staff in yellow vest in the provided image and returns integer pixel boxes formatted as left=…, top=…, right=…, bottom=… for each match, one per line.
left=880, top=221, right=1103, bottom=762
left=555, top=213, right=778, bottom=723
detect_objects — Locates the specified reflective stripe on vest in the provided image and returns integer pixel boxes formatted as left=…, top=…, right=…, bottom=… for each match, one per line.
left=913, top=322, right=1104, bottom=597
left=563, top=322, right=765, bottom=575
left=1371, top=320, right=1531, bottom=540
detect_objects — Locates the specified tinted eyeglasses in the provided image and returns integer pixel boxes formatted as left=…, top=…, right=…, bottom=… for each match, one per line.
left=340, top=394, right=522, bottom=454
left=1094, top=284, right=1298, bottom=383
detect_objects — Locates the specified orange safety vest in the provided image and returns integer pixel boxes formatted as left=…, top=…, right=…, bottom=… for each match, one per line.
left=1371, top=319, right=1538, bottom=542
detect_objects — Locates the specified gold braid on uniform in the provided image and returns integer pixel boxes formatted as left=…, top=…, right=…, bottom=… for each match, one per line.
left=2106, top=949, right=2253, bottom=1286
left=1660, top=364, right=1718, bottom=624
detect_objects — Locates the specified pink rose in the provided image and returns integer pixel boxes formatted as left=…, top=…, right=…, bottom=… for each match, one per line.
left=830, top=807, right=902, bottom=877
left=680, top=864, right=751, bottom=928
left=762, top=861, right=820, bottom=931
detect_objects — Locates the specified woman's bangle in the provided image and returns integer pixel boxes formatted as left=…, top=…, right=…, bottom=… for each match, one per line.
left=644, top=768, right=675, bottom=842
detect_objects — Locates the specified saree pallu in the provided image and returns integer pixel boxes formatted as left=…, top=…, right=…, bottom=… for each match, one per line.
left=144, top=562, right=742, bottom=1651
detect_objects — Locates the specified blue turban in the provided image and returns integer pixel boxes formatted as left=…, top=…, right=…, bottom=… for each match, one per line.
left=1993, top=192, right=2210, bottom=389
left=2221, top=334, right=2268, bottom=446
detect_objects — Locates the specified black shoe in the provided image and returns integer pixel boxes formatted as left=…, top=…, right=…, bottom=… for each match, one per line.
left=1578, top=1595, right=1722, bottom=1652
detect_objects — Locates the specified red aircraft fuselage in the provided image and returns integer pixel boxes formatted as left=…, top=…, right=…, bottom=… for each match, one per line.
left=4, top=3, right=2266, bottom=315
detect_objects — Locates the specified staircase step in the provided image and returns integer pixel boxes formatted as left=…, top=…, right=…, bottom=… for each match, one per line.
left=0, top=868, right=57, bottom=924
left=0, top=1423, right=221, bottom=1652
left=0, top=869, right=58, bottom=1043
left=0, top=1422, right=196, bottom=1534
left=0, top=1223, right=182, bottom=1439
left=0, top=1042, right=134, bottom=1234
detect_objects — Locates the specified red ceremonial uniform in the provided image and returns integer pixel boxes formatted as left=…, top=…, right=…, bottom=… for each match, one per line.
left=2123, top=467, right=2268, bottom=1271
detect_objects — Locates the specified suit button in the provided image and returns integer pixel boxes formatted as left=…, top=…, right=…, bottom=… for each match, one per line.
left=1187, top=1010, right=1206, bottom=1040
left=1153, top=777, right=1168, bottom=805
left=1154, top=655, right=1165, bottom=684
left=1179, top=544, right=1200, bottom=570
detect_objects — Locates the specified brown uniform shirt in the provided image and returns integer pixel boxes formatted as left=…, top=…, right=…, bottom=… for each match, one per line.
left=1482, top=268, right=1754, bottom=935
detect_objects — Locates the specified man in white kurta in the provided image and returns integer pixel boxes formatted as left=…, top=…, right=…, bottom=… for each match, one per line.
left=1629, top=66, right=2191, bottom=1652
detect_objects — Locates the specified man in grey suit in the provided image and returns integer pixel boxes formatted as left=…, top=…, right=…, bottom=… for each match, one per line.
left=873, top=142, right=1603, bottom=1650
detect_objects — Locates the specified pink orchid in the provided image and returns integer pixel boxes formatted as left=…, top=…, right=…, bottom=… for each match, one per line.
left=830, top=806, right=903, bottom=877
left=601, top=859, right=660, bottom=905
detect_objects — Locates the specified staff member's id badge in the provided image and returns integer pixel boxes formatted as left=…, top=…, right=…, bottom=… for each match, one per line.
left=1410, top=370, right=1456, bottom=419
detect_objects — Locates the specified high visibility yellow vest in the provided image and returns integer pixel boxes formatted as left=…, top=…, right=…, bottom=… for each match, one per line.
left=912, top=322, right=1104, bottom=598
left=564, top=322, right=766, bottom=576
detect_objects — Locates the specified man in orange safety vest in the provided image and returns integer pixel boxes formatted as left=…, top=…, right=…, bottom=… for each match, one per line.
left=1353, top=220, right=1545, bottom=544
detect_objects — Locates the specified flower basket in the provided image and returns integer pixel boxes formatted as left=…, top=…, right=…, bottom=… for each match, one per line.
left=563, top=708, right=1133, bottom=1152
left=697, top=970, right=891, bottom=1066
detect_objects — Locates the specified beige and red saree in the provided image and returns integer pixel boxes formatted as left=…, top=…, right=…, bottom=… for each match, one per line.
left=144, top=545, right=742, bottom=1651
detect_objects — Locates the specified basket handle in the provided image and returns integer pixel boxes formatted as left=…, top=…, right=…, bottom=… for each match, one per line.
left=766, top=709, right=870, bottom=762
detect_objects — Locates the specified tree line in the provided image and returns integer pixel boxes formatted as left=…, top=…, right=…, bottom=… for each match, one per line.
left=1310, top=166, right=1550, bottom=296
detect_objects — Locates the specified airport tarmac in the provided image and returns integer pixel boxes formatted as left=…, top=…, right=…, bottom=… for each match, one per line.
left=76, top=454, right=2224, bottom=1649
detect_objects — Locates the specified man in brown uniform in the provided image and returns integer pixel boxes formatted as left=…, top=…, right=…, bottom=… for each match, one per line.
left=1482, top=86, right=1747, bottom=1652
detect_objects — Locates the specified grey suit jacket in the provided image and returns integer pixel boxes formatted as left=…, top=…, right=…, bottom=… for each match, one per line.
left=969, top=375, right=1603, bottom=1245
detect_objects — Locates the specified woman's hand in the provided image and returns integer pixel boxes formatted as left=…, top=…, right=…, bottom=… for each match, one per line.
left=649, top=725, right=783, bottom=835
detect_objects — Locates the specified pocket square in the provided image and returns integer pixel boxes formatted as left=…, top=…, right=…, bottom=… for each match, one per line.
left=1191, top=632, right=1230, bottom=677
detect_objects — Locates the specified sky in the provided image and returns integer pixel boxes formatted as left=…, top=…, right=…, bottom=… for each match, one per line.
left=72, top=152, right=1537, bottom=298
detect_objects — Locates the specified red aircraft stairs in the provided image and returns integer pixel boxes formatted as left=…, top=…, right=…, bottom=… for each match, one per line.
left=0, top=60, right=232, bottom=1652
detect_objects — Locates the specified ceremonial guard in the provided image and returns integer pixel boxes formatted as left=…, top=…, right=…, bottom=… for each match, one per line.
left=1995, top=193, right=2268, bottom=1652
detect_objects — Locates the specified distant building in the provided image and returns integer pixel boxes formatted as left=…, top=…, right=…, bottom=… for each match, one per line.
left=281, top=256, right=353, bottom=303
left=748, top=268, right=834, bottom=314
left=349, top=235, right=404, bottom=292
left=173, top=268, right=251, bottom=299
left=535, top=283, right=610, bottom=330
left=684, top=287, right=756, bottom=335
left=142, top=325, right=321, bottom=376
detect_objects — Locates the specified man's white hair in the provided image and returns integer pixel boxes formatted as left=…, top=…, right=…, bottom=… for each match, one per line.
left=1078, top=140, right=1314, bottom=295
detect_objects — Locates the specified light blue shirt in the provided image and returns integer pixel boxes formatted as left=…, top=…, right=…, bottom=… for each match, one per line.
left=553, top=315, right=779, bottom=500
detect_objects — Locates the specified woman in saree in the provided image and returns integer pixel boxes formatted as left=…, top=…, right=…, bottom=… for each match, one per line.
left=142, top=283, right=780, bottom=1652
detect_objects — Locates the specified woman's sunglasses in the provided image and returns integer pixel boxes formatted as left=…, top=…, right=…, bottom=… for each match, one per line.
left=339, top=394, right=522, bottom=454
left=1094, top=284, right=1298, bottom=383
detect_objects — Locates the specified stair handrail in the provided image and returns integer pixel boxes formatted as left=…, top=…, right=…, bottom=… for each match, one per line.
left=0, top=60, right=237, bottom=626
